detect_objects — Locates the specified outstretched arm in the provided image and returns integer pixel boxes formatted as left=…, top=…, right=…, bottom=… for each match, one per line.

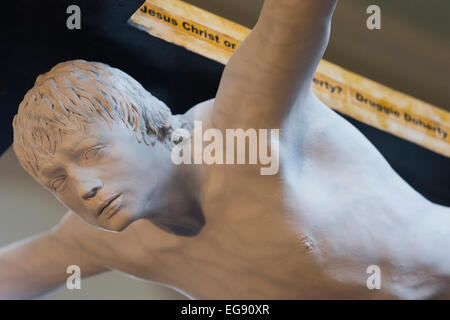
left=212, top=0, right=337, bottom=128
left=0, top=211, right=108, bottom=299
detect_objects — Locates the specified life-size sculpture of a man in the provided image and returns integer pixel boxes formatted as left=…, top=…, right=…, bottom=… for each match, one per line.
left=2, top=0, right=449, bottom=299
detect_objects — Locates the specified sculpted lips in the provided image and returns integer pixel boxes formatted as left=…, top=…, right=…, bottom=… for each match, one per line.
left=97, top=193, right=121, bottom=217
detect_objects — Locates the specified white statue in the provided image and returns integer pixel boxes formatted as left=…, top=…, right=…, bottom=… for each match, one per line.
left=2, top=0, right=449, bottom=299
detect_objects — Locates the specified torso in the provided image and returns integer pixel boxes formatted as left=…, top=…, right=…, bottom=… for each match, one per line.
left=73, top=96, right=447, bottom=299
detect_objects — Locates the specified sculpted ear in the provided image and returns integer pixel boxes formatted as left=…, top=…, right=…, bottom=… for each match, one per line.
left=170, top=128, right=191, bottom=144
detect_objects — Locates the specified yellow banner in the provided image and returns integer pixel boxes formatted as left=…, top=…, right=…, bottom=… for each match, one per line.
left=129, top=0, right=450, bottom=157
left=137, top=3, right=240, bottom=53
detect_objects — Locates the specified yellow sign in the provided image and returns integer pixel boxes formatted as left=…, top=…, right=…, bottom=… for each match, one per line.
left=137, top=3, right=241, bottom=53
left=129, top=0, right=450, bottom=157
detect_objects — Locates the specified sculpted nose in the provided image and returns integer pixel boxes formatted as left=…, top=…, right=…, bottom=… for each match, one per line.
left=81, top=180, right=104, bottom=200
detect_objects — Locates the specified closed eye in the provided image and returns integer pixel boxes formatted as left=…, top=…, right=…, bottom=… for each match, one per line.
left=51, top=176, right=66, bottom=191
left=82, top=145, right=105, bottom=160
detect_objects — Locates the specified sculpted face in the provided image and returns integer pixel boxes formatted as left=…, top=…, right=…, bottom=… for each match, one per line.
left=37, top=119, right=172, bottom=232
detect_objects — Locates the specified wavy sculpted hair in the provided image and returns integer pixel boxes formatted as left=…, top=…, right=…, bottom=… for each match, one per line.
left=13, top=60, right=177, bottom=181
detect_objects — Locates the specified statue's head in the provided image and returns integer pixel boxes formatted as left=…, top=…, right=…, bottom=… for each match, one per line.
left=13, top=60, right=180, bottom=231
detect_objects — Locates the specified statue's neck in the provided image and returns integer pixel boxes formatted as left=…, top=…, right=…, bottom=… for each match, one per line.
left=143, top=163, right=205, bottom=237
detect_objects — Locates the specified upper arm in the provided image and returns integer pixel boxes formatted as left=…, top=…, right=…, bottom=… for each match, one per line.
left=212, top=0, right=337, bottom=128
left=50, top=211, right=110, bottom=273
left=0, top=211, right=108, bottom=299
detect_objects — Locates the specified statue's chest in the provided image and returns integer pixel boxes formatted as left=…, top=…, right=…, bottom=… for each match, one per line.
left=105, top=194, right=311, bottom=298
left=98, top=168, right=320, bottom=297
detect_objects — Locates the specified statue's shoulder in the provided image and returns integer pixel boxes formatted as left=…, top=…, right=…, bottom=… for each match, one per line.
left=52, top=211, right=105, bottom=245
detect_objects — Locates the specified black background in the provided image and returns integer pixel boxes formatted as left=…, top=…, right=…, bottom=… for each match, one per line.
left=0, top=0, right=448, bottom=205
left=0, top=300, right=448, bottom=317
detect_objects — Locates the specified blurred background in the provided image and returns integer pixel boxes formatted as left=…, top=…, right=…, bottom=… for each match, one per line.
left=0, top=0, right=449, bottom=299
